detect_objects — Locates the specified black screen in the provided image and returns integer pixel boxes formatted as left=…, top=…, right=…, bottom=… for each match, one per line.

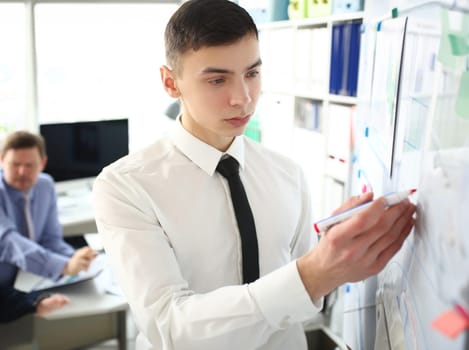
left=40, top=119, right=129, bottom=182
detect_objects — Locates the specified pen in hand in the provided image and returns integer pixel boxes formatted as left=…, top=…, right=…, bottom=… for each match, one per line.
left=314, top=189, right=417, bottom=234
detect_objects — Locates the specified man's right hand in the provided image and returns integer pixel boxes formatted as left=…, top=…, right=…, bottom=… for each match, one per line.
left=297, top=192, right=416, bottom=302
left=36, top=294, right=70, bottom=316
left=63, top=246, right=98, bottom=275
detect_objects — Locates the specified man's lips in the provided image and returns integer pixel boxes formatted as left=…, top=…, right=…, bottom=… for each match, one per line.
left=225, top=115, right=251, bottom=127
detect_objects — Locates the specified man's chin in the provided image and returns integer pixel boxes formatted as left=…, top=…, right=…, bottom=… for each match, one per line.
left=13, top=182, right=33, bottom=192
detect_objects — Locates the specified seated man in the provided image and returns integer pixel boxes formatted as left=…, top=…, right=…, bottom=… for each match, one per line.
left=0, top=131, right=97, bottom=287
left=0, top=286, right=69, bottom=323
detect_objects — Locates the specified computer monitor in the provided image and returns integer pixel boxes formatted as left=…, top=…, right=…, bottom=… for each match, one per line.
left=39, top=118, right=129, bottom=182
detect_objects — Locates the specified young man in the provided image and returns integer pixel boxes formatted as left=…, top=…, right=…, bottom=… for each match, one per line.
left=0, top=286, right=69, bottom=323
left=0, top=131, right=97, bottom=288
left=93, top=1, right=416, bottom=349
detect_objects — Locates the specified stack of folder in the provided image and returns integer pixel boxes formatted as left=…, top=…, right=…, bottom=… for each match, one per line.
left=294, top=27, right=329, bottom=96
left=326, top=104, right=355, bottom=182
left=329, top=21, right=362, bottom=96
left=260, top=28, right=295, bottom=93
left=294, top=98, right=321, bottom=132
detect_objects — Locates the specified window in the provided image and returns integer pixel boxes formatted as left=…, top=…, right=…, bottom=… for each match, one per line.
left=0, top=3, right=26, bottom=137
left=34, top=3, right=178, bottom=150
left=35, top=3, right=177, bottom=125
left=0, top=1, right=179, bottom=150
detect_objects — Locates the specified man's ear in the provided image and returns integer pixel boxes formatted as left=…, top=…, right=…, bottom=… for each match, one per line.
left=160, top=65, right=180, bottom=98
left=40, top=156, right=48, bottom=172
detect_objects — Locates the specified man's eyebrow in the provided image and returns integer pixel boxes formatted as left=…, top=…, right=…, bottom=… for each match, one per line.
left=247, top=58, right=262, bottom=71
left=200, top=58, right=263, bottom=75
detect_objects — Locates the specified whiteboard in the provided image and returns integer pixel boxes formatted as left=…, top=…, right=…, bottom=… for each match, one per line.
left=351, top=2, right=469, bottom=349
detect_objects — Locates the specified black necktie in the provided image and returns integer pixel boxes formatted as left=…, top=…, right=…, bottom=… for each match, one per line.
left=217, top=156, right=259, bottom=283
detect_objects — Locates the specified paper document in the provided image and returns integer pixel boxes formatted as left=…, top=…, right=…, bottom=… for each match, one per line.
left=24, top=253, right=106, bottom=292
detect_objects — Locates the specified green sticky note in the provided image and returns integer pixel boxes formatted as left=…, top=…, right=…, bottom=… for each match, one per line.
left=438, top=9, right=469, bottom=69
left=448, top=34, right=469, bottom=56
left=455, top=71, right=469, bottom=119
left=438, top=10, right=457, bottom=67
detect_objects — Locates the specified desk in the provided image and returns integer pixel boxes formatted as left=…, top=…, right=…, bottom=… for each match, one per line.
left=15, top=267, right=128, bottom=350
left=2, top=178, right=128, bottom=349
left=56, top=178, right=97, bottom=237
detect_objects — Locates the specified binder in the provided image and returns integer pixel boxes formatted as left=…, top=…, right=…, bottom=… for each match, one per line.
left=347, top=21, right=361, bottom=96
left=327, top=104, right=353, bottom=165
left=294, top=28, right=313, bottom=93
left=339, top=22, right=353, bottom=96
left=329, top=21, right=361, bottom=96
left=329, top=23, right=344, bottom=95
left=311, top=27, right=329, bottom=94
left=294, top=99, right=321, bottom=131
left=270, top=0, right=290, bottom=21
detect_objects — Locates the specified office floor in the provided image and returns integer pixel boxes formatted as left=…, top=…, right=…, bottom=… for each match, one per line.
left=81, top=339, right=135, bottom=350
left=81, top=331, right=341, bottom=350
left=79, top=312, right=343, bottom=350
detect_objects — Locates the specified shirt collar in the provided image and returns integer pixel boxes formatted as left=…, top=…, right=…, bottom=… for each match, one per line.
left=1, top=171, right=36, bottom=202
left=171, top=116, right=246, bottom=176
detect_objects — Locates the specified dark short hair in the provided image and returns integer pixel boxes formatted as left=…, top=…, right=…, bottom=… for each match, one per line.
left=165, top=0, right=258, bottom=75
left=1, top=131, right=47, bottom=159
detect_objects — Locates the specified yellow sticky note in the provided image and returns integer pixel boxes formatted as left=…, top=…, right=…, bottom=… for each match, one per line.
left=432, top=309, right=469, bottom=338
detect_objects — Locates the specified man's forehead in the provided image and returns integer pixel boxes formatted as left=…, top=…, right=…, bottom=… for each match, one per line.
left=180, top=35, right=261, bottom=74
left=199, top=58, right=262, bottom=75
left=4, top=147, right=42, bottom=159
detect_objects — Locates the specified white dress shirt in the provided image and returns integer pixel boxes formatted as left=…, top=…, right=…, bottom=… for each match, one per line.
left=93, top=119, right=322, bottom=350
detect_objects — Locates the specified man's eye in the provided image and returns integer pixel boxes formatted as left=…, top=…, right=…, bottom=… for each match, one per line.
left=247, top=70, right=259, bottom=78
left=209, top=78, right=225, bottom=85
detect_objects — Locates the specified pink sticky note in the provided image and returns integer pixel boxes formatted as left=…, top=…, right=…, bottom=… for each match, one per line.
left=432, top=309, right=469, bottom=339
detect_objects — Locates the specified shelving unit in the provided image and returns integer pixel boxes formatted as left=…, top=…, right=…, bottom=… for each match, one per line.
left=256, top=12, right=363, bottom=220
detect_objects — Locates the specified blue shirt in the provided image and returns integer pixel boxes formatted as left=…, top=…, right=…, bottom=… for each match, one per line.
left=0, top=170, right=74, bottom=287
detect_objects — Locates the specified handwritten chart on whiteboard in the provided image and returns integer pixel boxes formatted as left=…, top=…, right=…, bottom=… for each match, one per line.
left=368, top=16, right=407, bottom=177
left=375, top=5, right=469, bottom=350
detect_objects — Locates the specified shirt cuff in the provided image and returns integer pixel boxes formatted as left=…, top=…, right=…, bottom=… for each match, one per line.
left=43, top=253, right=70, bottom=280
left=33, top=293, right=52, bottom=307
left=248, top=260, right=323, bottom=329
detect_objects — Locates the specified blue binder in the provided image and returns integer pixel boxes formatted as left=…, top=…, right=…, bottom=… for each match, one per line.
left=339, top=22, right=353, bottom=96
left=329, top=21, right=361, bottom=96
left=347, top=22, right=361, bottom=96
left=329, top=23, right=344, bottom=95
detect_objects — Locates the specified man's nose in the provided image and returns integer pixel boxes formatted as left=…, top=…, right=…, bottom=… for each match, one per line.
left=18, top=166, right=27, bottom=176
left=229, top=79, right=252, bottom=107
